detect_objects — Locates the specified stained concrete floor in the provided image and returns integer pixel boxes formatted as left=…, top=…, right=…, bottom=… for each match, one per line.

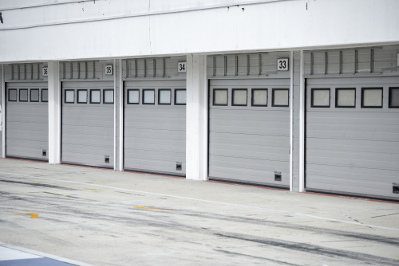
left=0, top=158, right=398, bottom=266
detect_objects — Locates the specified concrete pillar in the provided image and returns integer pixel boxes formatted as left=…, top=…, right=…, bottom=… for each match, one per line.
left=186, top=54, right=208, bottom=180
left=115, top=59, right=124, bottom=171
left=1, top=64, right=4, bottom=158
left=48, top=61, right=61, bottom=164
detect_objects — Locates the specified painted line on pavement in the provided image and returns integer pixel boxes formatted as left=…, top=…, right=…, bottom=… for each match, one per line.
left=1, top=171, right=399, bottom=232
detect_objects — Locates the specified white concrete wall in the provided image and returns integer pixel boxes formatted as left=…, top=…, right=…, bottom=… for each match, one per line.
left=0, top=0, right=398, bottom=62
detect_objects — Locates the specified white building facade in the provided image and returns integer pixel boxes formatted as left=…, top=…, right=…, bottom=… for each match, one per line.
left=1, top=0, right=398, bottom=200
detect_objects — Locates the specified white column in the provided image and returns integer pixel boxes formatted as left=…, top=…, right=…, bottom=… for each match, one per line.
left=299, top=51, right=305, bottom=192
left=186, top=54, right=208, bottom=180
left=48, top=61, right=61, bottom=164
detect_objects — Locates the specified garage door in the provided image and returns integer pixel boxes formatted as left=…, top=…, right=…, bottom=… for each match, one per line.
left=61, top=81, right=114, bottom=168
left=124, top=80, right=186, bottom=176
left=306, top=77, right=399, bottom=200
left=209, top=79, right=290, bottom=187
left=6, top=82, right=48, bottom=161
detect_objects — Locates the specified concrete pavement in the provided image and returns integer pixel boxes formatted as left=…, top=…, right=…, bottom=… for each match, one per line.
left=0, top=158, right=398, bottom=265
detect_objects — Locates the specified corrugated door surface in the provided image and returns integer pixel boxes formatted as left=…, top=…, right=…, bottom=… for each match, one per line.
left=6, top=82, right=49, bottom=161
left=209, top=79, right=290, bottom=187
left=124, top=80, right=186, bottom=176
left=62, top=81, right=114, bottom=168
left=306, top=77, right=399, bottom=200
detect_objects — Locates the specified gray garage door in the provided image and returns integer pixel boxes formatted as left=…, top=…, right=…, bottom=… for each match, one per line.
left=124, top=80, right=186, bottom=176
left=209, top=79, right=290, bottom=187
left=306, top=77, right=399, bottom=200
left=62, top=81, right=114, bottom=168
left=6, top=82, right=48, bottom=161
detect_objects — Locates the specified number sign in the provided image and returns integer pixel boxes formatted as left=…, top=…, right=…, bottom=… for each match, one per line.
left=277, top=58, right=289, bottom=71
left=178, top=62, right=186, bottom=73
left=105, top=65, right=113, bottom=75
left=42, top=67, right=49, bottom=77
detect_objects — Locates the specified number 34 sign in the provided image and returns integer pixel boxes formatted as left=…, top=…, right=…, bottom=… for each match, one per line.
left=277, top=58, right=289, bottom=71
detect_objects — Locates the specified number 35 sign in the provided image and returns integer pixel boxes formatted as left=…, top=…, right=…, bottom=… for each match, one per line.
left=277, top=58, right=289, bottom=71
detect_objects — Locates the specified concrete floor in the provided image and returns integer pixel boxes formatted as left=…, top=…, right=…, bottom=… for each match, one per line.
left=0, top=158, right=398, bottom=266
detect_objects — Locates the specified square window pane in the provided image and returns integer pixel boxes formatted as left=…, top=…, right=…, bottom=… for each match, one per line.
left=90, top=90, right=101, bottom=103
left=312, top=89, right=330, bottom=107
left=77, top=90, right=87, bottom=103
left=65, top=90, right=75, bottom=103
left=252, top=89, right=268, bottom=106
left=389, top=87, right=399, bottom=108
left=232, top=89, right=247, bottom=106
left=104, top=90, right=114, bottom=104
left=273, top=89, right=289, bottom=107
left=143, top=89, right=155, bottom=104
left=8, top=89, right=17, bottom=101
left=30, top=89, right=39, bottom=102
left=336, top=88, right=355, bottom=107
left=213, top=89, right=228, bottom=106
left=159, top=89, right=171, bottom=104
left=41, top=89, right=48, bottom=102
left=362, top=88, right=382, bottom=107
left=19, top=89, right=28, bottom=102
left=128, top=90, right=139, bottom=104
left=175, top=89, right=186, bottom=105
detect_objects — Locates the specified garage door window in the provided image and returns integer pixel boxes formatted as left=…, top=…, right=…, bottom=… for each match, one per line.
left=311, top=89, right=330, bottom=107
left=19, top=89, right=28, bottom=102
left=213, top=89, right=228, bottom=106
left=103, top=89, right=114, bottom=104
left=362, top=88, right=382, bottom=108
left=175, top=89, right=186, bottom=105
left=389, top=87, right=399, bottom=108
left=127, top=89, right=139, bottom=104
left=41, top=89, right=48, bottom=102
left=251, top=89, right=268, bottom=107
left=90, top=89, right=101, bottom=104
left=30, top=89, right=39, bottom=102
left=65, top=90, right=75, bottom=103
left=77, top=90, right=88, bottom=104
left=232, top=89, right=247, bottom=106
left=159, top=89, right=171, bottom=105
left=143, top=89, right=155, bottom=104
left=272, top=89, right=289, bottom=107
left=8, top=89, right=17, bottom=102
left=336, top=88, right=356, bottom=108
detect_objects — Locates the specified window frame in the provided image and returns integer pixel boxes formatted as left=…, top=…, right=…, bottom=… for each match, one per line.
left=19, top=89, right=29, bottom=102
left=361, top=87, right=383, bottom=108
left=335, top=88, right=356, bottom=108
left=158, top=89, right=172, bottom=105
left=41, top=89, right=48, bottom=102
left=103, top=89, right=114, bottom=104
left=311, top=88, right=330, bottom=108
left=77, top=89, right=88, bottom=104
left=127, top=89, right=140, bottom=105
left=8, top=88, right=18, bottom=102
left=231, top=88, right=248, bottom=106
left=213, top=89, right=228, bottom=106
left=389, top=87, right=399, bottom=108
left=90, top=89, right=101, bottom=104
left=142, top=89, right=156, bottom=105
left=251, top=88, right=268, bottom=107
left=64, top=89, right=75, bottom=104
left=272, top=88, right=289, bottom=107
left=30, top=89, right=40, bottom=102
left=174, top=89, right=186, bottom=105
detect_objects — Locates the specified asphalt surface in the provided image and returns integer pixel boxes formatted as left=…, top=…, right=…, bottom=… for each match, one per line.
left=0, top=158, right=398, bottom=266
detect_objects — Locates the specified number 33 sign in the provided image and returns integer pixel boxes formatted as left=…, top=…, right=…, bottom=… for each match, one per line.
left=277, top=58, right=289, bottom=71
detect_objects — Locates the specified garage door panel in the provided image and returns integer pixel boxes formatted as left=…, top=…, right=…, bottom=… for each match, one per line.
left=61, top=83, right=114, bottom=168
left=6, top=83, right=48, bottom=161
left=307, top=165, right=398, bottom=182
left=209, top=79, right=290, bottom=187
left=306, top=77, right=399, bottom=199
left=124, top=82, right=186, bottom=175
